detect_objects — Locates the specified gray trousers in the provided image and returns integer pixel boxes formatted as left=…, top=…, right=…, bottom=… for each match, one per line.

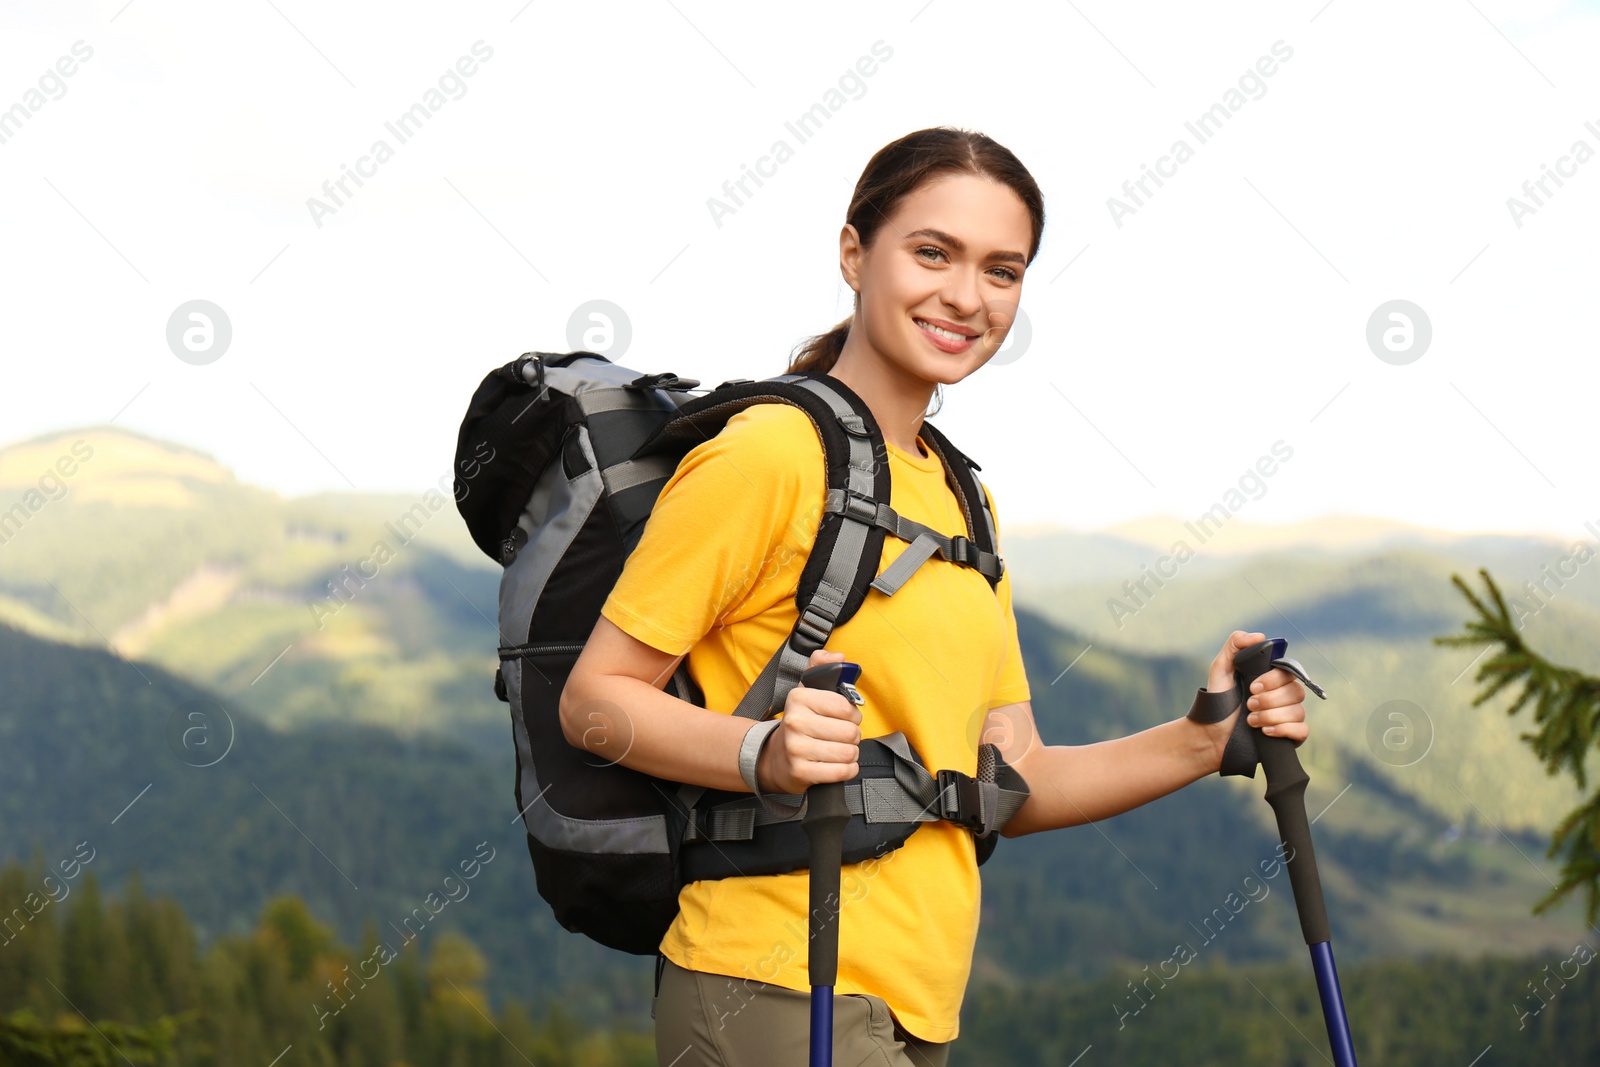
left=654, top=957, right=952, bottom=1067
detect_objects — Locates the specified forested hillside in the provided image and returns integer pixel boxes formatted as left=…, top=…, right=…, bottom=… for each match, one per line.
left=3, top=859, right=1594, bottom=1065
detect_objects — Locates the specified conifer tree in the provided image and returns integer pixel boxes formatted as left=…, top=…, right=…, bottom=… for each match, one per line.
left=1436, top=567, right=1600, bottom=925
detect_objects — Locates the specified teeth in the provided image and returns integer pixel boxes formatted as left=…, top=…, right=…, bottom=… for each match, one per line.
left=916, top=318, right=969, bottom=342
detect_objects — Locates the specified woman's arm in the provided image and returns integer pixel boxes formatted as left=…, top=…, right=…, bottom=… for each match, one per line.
left=559, top=616, right=862, bottom=795
left=993, top=707, right=1218, bottom=835
left=996, top=631, right=1310, bottom=836
left=559, top=615, right=743, bottom=790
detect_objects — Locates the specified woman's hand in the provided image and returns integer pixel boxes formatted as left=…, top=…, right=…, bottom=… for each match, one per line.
left=756, top=648, right=862, bottom=794
left=1200, top=630, right=1310, bottom=767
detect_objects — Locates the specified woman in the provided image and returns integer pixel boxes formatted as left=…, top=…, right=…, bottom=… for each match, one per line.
left=560, top=126, right=1310, bottom=1066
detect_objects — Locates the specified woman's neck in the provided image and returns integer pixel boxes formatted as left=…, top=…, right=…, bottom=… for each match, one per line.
left=826, top=343, right=935, bottom=457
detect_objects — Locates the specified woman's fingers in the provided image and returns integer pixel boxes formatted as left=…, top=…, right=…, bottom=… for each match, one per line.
left=793, top=735, right=862, bottom=765
left=789, top=704, right=861, bottom=744
left=1246, top=678, right=1304, bottom=712
left=1261, top=721, right=1309, bottom=745
left=1246, top=687, right=1307, bottom=740
left=790, top=686, right=862, bottom=724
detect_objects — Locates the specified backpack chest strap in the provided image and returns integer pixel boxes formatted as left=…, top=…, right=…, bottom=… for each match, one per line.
left=822, top=488, right=1005, bottom=594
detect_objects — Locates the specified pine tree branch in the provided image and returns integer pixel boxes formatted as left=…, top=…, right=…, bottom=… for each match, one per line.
left=1436, top=567, right=1600, bottom=927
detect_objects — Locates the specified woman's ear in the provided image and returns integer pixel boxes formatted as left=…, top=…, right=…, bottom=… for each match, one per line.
left=839, top=223, right=863, bottom=293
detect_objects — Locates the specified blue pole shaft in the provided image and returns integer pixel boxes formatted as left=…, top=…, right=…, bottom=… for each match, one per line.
left=810, top=987, right=833, bottom=1067
left=1310, top=941, right=1357, bottom=1067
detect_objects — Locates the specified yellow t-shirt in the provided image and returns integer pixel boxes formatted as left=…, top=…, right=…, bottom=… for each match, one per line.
left=599, top=397, right=1030, bottom=1043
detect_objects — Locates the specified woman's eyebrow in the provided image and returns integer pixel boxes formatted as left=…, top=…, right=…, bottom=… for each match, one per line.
left=905, top=227, right=1026, bottom=266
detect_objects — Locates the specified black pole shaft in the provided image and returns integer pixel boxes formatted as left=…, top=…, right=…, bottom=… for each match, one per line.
left=1254, top=732, right=1332, bottom=945
left=804, top=781, right=850, bottom=987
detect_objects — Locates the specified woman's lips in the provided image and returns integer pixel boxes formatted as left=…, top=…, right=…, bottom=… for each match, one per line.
left=914, top=316, right=975, bottom=353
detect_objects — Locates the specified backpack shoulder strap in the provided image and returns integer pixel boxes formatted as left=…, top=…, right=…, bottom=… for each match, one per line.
left=858, top=419, right=1005, bottom=599
left=636, top=372, right=891, bottom=724
left=915, top=419, right=1004, bottom=592
left=644, top=372, right=891, bottom=824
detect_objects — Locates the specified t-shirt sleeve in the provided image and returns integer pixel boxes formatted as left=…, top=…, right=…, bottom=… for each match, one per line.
left=600, top=405, right=818, bottom=657
left=984, top=481, right=1031, bottom=709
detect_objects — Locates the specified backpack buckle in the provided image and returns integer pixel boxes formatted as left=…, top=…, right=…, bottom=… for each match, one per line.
left=936, top=768, right=989, bottom=835
left=627, top=372, right=702, bottom=392
left=836, top=414, right=872, bottom=438
left=947, top=534, right=971, bottom=564
left=514, top=354, right=548, bottom=398
left=839, top=488, right=879, bottom=527
left=793, top=607, right=833, bottom=650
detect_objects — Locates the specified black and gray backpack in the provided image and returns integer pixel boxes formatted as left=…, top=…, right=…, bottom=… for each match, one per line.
left=452, top=351, right=1031, bottom=959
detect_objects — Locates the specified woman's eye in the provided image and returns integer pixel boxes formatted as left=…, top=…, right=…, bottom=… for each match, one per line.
left=917, top=246, right=1018, bottom=283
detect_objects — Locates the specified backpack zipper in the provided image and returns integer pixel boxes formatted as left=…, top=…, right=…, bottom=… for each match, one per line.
left=498, top=642, right=587, bottom=659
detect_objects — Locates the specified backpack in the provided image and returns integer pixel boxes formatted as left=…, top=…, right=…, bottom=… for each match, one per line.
left=452, top=351, right=1031, bottom=958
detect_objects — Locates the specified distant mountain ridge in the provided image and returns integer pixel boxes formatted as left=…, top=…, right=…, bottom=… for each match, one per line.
left=2, top=425, right=1595, bottom=837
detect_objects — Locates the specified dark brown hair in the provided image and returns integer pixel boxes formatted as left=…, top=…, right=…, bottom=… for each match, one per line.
left=786, top=126, right=1046, bottom=400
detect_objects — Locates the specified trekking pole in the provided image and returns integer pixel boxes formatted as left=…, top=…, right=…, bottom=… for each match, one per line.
left=798, top=660, right=862, bottom=1067
left=1231, top=638, right=1357, bottom=1067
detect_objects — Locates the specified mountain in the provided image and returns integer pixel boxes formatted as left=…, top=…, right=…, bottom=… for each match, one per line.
left=3, top=425, right=1594, bottom=835
left=0, top=426, right=507, bottom=752
left=2, top=424, right=1595, bottom=1004
left=0, top=611, right=1587, bottom=1022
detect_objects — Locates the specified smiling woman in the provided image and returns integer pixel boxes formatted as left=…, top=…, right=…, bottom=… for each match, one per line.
left=560, top=125, right=1311, bottom=1066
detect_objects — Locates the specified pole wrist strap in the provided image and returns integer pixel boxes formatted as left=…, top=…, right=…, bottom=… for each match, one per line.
left=1186, top=686, right=1259, bottom=778
left=737, top=718, right=799, bottom=817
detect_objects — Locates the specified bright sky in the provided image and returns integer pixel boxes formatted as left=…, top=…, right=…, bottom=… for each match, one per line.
left=2, top=0, right=1596, bottom=541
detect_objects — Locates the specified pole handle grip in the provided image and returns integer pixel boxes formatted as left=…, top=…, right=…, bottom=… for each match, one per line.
left=1233, top=639, right=1332, bottom=946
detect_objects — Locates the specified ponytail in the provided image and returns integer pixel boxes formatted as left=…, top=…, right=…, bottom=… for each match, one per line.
left=785, top=305, right=944, bottom=416
left=786, top=314, right=852, bottom=375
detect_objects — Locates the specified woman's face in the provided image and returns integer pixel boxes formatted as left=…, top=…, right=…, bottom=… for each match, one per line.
left=840, top=171, right=1032, bottom=388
